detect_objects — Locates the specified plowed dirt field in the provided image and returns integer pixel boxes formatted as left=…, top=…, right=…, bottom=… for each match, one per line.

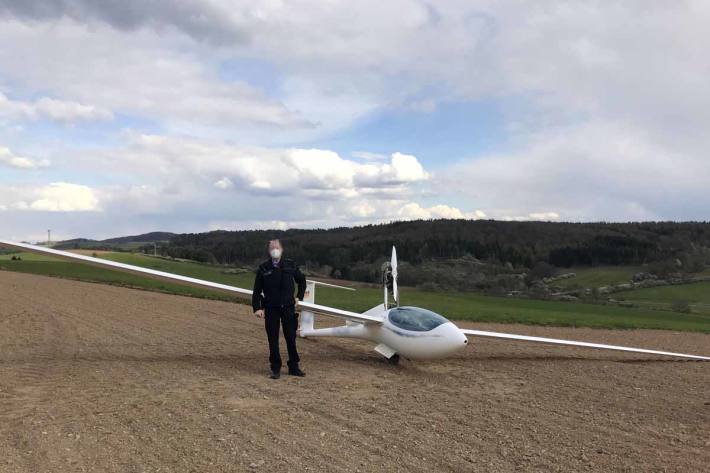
left=1, top=271, right=708, bottom=472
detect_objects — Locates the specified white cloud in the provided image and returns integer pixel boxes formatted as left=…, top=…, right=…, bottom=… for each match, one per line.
left=205, top=199, right=484, bottom=232
left=0, top=19, right=310, bottom=134
left=527, top=212, right=560, bottom=221
left=397, top=202, right=485, bottom=220
left=1, top=1, right=710, bottom=240
left=84, top=134, right=430, bottom=199
left=351, top=151, right=387, bottom=161
left=0, top=92, right=113, bottom=123
left=0, top=0, right=247, bottom=45
left=33, top=96, right=113, bottom=123
left=13, top=182, right=101, bottom=212
left=384, top=152, right=429, bottom=183
left=0, top=135, right=440, bottom=238
left=2, top=1, right=710, bottom=146
left=0, top=146, right=50, bottom=169
left=440, top=121, right=710, bottom=221
left=208, top=219, right=300, bottom=232
left=350, top=201, right=376, bottom=218
left=500, top=213, right=561, bottom=222
left=213, top=177, right=234, bottom=190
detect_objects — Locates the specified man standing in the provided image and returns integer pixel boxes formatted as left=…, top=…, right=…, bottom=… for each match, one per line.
left=252, top=239, right=307, bottom=379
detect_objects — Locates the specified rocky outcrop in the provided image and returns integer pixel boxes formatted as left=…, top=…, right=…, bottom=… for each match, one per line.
left=543, top=273, right=576, bottom=284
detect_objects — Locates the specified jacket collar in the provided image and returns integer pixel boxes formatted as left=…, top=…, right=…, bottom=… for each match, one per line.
left=261, top=258, right=282, bottom=270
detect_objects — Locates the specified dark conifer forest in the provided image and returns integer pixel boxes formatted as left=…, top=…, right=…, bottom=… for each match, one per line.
left=157, top=220, right=710, bottom=284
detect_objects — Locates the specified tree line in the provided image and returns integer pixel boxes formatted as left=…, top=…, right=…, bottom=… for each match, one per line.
left=149, top=220, right=710, bottom=282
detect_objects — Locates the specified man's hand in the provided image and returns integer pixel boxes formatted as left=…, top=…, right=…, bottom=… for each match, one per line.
left=254, top=309, right=265, bottom=319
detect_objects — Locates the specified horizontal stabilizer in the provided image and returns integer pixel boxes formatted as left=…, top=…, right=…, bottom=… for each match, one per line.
left=297, top=301, right=383, bottom=325
left=307, top=279, right=356, bottom=291
left=461, top=329, right=710, bottom=361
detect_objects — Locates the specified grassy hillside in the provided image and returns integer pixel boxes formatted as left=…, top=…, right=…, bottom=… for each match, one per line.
left=2, top=251, right=710, bottom=333
left=50, top=232, right=174, bottom=254
left=101, top=252, right=256, bottom=287
left=619, top=282, right=710, bottom=304
left=615, top=282, right=710, bottom=316
left=554, top=266, right=639, bottom=289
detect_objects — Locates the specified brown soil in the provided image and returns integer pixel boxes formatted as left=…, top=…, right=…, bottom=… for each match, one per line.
left=1, top=271, right=709, bottom=473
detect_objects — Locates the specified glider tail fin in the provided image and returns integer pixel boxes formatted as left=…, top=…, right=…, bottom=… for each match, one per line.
left=299, top=280, right=356, bottom=337
left=299, top=280, right=316, bottom=337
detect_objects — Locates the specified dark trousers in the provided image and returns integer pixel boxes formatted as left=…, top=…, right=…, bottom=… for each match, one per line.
left=264, top=306, right=300, bottom=372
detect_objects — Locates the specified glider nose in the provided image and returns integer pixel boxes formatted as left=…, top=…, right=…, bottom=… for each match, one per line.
left=446, top=323, right=468, bottom=348
left=443, top=322, right=468, bottom=353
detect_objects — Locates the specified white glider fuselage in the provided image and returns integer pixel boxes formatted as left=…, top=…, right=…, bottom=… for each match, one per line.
left=300, top=306, right=469, bottom=360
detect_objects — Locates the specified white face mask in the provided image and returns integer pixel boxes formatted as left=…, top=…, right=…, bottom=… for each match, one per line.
left=270, top=248, right=282, bottom=259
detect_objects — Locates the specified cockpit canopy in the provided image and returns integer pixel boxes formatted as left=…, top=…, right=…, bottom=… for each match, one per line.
left=387, top=306, right=449, bottom=332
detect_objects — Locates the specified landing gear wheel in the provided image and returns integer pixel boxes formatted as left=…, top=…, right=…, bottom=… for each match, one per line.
left=388, top=354, right=400, bottom=365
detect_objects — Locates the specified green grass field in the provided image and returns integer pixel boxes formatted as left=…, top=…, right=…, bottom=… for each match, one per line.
left=554, top=266, right=639, bottom=289
left=614, top=282, right=710, bottom=317
left=619, top=282, right=710, bottom=304
left=0, top=252, right=254, bottom=302
left=2, top=252, right=710, bottom=333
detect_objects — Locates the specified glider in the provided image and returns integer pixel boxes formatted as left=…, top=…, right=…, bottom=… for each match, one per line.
left=1, top=240, right=708, bottom=364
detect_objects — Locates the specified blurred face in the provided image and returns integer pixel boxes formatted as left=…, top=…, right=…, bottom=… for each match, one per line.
left=269, top=240, right=282, bottom=259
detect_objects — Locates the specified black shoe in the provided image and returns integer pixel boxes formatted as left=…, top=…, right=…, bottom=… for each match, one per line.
left=288, top=367, right=306, bottom=377
left=269, top=371, right=280, bottom=379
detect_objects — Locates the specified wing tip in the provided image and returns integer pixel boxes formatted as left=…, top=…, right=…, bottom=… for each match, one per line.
left=461, top=328, right=710, bottom=361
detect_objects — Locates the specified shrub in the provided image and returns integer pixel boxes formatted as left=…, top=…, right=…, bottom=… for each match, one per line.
left=417, top=281, right=442, bottom=292
left=671, top=300, right=691, bottom=314
left=682, top=253, right=706, bottom=273
left=525, top=261, right=556, bottom=285
left=648, top=260, right=678, bottom=279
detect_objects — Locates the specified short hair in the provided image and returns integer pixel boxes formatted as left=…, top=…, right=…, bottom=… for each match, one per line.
left=267, top=239, right=282, bottom=252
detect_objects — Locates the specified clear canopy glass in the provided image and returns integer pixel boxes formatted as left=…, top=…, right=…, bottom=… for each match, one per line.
left=387, top=306, right=449, bottom=332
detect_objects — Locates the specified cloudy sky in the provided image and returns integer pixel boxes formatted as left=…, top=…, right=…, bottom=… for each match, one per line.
left=1, top=1, right=709, bottom=241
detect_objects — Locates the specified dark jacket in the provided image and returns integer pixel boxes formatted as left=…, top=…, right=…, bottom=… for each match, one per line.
left=252, top=258, right=307, bottom=312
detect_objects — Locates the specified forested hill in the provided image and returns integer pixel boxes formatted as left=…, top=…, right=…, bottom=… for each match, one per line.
left=161, top=220, right=710, bottom=278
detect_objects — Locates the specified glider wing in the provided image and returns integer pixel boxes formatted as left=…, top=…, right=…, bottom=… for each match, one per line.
left=460, top=329, right=709, bottom=360
left=0, top=240, right=381, bottom=324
